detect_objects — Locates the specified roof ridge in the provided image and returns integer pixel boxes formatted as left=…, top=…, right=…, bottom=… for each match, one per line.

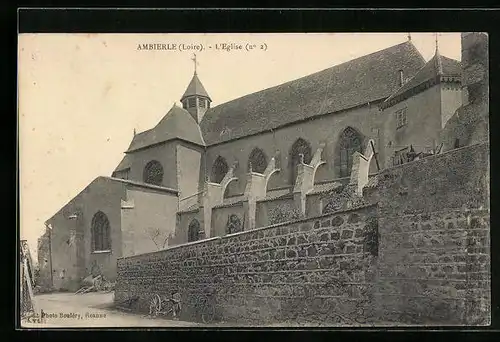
left=205, top=41, right=418, bottom=112
left=201, top=40, right=426, bottom=145
left=384, top=53, right=429, bottom=100
left=409, top=40, right=427, bottom=65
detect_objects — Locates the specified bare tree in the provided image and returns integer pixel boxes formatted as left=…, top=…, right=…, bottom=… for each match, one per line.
left=145, top=227, right=173, bottom=250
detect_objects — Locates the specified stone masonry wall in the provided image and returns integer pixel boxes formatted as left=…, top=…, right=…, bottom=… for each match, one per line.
left=375, top=142, right=490, bottom=325
left=115, top=204, right=378, bottom=325
left=376, top=208, right=489, bottom=325
left=37, top=229, right=53, bottom=292
left=115, top=142, right=489, bottom=325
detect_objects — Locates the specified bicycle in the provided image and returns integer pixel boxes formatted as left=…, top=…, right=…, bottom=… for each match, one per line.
left=148, top=293, right=181, bottom=320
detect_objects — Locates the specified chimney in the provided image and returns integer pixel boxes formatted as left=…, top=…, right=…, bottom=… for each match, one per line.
left=399, top=70, right=404, bottom=87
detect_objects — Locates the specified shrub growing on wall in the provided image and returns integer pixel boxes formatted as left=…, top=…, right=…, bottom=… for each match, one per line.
left=268, top=205, right=301, bottom=225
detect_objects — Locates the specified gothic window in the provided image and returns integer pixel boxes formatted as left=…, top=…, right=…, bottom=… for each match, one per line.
left=289, top=138, right=312, bottom=185
left=188, top=97, right=197, bottom=108
left=143, top=160, right=164, bottom=185
left=188, top=219, right=200, bottom=242
left=226, top=214, right=242, bottom=235
left=211, top=156, right=229, bottom=184
left=248, top=147, right=268, bottom=174
left=336, top=127, right=364, bottom=178
left=396, top=107, right=408, bottom=129
left=91, top=211, right=111, bottom=252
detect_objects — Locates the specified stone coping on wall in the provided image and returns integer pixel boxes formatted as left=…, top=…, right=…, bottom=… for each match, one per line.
left=257, top=192, right=293, bottom=203
left=106, top=176, right=179, bottom=195
left=307, top=182, right=344, bottom=196
left=177, top=207, right=200, bottom=215
left=379, top=141, right=489, bottom=173
left=380, top=207, right=489, bottom=220
left=213, top=196, right=246, bottom=209
left=117, top=202, right=378, bottom=262
left=177, top=203, right=200, bottom=214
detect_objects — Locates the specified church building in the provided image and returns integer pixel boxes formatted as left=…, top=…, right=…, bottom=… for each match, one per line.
left=38, top=39, right=463, bottom=291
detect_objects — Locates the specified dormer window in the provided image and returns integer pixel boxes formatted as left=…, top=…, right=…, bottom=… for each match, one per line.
left=396, top=107, right=407, bottom=129
left=188, top=97, right=197, bottom=108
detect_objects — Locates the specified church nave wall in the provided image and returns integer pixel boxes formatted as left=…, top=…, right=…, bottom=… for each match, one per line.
left=204, top=102, right=383, bottom=198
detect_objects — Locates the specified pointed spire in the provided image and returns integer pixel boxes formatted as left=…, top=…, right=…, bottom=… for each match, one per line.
left=181, top=73, right=211, bottom=102
left=434, top=33, right=443, bottom=75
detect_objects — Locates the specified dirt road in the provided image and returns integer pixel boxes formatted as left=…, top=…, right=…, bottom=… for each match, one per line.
left=21, top=292, right=202, bottom=328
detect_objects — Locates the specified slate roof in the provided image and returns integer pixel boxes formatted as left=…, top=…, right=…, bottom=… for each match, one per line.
left=381, top=50, right=461, bottom=109
left=199, top=41, right=426, bottom=145
left=126, top=104, right=205, bottom=152
left=181, top=73, right=211, bottom=101
left=113, top=154, right=132, bottom=173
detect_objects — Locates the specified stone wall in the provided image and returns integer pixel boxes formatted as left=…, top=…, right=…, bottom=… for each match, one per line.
left=37, top=229, right=53, bottom=292
left=44, top=177, right=127, bottom=291
left=115, top=204, right=378, bottom=325
left=114, top=142, right=489, bottom=325
left=441, top=32, right=489, bottom=151
left=120, top=187, right=179, bottom=257
left=375, top=142, right=490, bottom=325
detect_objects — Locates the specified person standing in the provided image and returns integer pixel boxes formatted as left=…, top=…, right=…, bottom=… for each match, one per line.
left=171, top=291, right=182, bottom=320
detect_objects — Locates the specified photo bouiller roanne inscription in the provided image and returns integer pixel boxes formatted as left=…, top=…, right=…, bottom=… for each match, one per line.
left=19, top=33, right=489, bottom=328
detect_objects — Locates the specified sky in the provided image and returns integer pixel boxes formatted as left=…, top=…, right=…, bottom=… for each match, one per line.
left=18, top=32, right=462, bottom=259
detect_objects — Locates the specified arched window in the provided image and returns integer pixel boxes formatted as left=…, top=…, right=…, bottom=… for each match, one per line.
left=188, top=219, right=200, bottom=242
left=143, top=160, right=164, bottom=185
left=91, top=211, right=111, bottom=252
left=336, top=127, right=364, bottom=178
left=289, top=138, right=312, bottom=185
left=211, top=156, right=229, bottom=184
left=248, top=147, right=268, bottom=174
left=226, top=214, right=242, bottom=235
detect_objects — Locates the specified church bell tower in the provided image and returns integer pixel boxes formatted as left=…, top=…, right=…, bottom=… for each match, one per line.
left=181, top=54, right=212, bottom=123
